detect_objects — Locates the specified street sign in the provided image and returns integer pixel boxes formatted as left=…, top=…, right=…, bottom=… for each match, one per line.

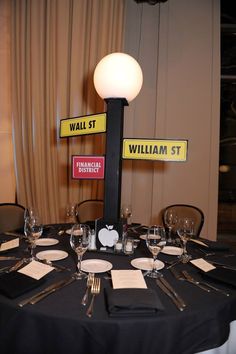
left=60, top=113, right=106, bottom=138
left=122, top=138, right=188, bottom=161
left=72, top=155, right=105, bottom=179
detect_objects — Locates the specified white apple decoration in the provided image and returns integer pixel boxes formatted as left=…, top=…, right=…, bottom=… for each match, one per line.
left=98, top=225, right=119, bottom=247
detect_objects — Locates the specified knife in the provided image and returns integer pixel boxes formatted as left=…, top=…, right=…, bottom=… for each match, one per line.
left=30, top=277, right=75, bottom=304
left=181, top=271, right=210, bottom=292
left=0, top=256, right=21, bottom=260
left=159, top=277, right=186, bottom=308
left=156, top=279, right=185, bottom=311
left=18, top=277, right=74, bottom=307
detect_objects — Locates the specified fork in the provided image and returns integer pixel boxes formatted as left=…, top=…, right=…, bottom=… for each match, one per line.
left=86, top=278, right=101, bottom=318
left=81, top=273, right=94, bottom=306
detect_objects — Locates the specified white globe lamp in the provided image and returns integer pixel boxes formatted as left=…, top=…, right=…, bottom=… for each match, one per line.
left=93, top=52, right=143, bottom=103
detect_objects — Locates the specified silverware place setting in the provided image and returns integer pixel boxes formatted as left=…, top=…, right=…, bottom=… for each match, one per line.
left=86, top=277, right=101, bottom=318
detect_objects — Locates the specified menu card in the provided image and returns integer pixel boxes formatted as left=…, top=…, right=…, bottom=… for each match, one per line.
left=111, top=270, right=147, bottom=289
left=18, top=260, right=54, bottom=280
left=190, top=258, right=216, bottom=272
left=0, top=238, right=19, bottom=252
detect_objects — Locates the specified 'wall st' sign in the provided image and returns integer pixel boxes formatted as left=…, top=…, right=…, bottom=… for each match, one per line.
left=60, top=113, right=106, bottom=137
left=122, top=139, right=188, bottom=161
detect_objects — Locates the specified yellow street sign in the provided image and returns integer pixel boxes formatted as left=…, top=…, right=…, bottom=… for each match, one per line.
left=60, top=113, right=106, bottom=137
left=122, top=139, right=188, bottom=161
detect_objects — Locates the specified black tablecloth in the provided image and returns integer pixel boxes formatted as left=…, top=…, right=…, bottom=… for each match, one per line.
left=0, top=225, right=236, bottom=354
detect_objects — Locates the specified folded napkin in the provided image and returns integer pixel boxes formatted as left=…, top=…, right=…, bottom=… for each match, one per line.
left=105, top=288, right=164, bottom=317
left=190, top=239, right=229, bottom=252
left=0, top=271, right=45, bottom=299
left=202, top=268, right=236, bottom=288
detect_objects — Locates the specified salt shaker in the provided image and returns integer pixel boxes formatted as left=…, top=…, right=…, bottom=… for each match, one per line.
left=88, top=229, right=97, bottom=250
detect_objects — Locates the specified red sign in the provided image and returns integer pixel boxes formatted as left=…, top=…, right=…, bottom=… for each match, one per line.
left=72, top=156, right=105, bottom=179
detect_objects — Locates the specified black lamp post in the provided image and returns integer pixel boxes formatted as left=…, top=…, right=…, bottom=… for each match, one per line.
left=93, top=53, right=143, bottom=223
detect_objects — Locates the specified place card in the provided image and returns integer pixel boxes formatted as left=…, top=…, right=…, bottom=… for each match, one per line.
left=0, top=238, right=19, bottom=252
left=18, top=260, right=54, bottom=280
left=111, top=269, right=147, bottom=289
left=190, top=258, right=216, bottom=272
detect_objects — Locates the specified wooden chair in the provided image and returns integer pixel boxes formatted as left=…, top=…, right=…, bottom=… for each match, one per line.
left=162, top=204, right=204, bottom=237
left=0, top=203, right=25, bottom=233
left=76, top=200, right=104, bottom=223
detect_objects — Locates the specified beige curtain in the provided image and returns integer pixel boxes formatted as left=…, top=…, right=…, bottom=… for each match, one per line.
left=11, top=0, right=124, bottom=223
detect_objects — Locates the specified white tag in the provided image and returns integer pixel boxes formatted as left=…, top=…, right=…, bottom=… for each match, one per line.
left=190, top=258, right=216, bottom=272
left=0, top=238, right=19, bottom=251
left=18, top=260, right=54, bottom=280
left=111, top=269, right=147, bottom=289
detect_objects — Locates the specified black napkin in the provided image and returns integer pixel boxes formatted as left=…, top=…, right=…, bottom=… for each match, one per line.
left=202, top=268, right=236, bottom=288
left=0, top=271, right=45, bottom=299
left=190, top=239, right=229, bottom=252
left=105, top=288, right=164, bottom=317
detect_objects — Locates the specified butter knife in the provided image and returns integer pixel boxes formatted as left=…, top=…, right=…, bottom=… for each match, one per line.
left=18, top=278, right=72, bottom=307
left=156, top=279, right=185, bottom=311
left=30, top=277, right=75, bottom=304
left=159, top=277, right=186, bottom=308
left=0, top=256, right=21, bottom=260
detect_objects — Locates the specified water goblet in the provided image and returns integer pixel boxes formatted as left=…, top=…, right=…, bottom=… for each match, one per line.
left=177, top=217, right=194, bottom=263
left=164, top=209, right=178, bottom=244
left=121, top=204, right=132, bottom=234
left=66, top=204, right=78, bottom=223
left=27, top=217, right=43, bottom=261
left=146, top=226, right=166, bottom=278
left=70, top=224, right=90, bottom=280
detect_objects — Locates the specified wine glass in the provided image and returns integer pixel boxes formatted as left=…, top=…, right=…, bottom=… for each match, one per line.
left=66, top=204, right=78, bottom=223
left=27, top=217, right=43, bottom=261
left=121, top=204, right=132, bottom=221
left=177, top=217, right=194, bottom=263
left=121, top=204, right=132, bottom=233
left=146, top=226, right=166, bottom=278
left=70, top=224, right=90, bottom=280
left=164, top=209, right=178, bottom=244
left=24, top=206, right=39, bottom=221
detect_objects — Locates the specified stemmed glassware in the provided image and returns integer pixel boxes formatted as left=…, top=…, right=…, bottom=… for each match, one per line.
left=26, top=217, right=43, bottom=261
left=177, top=217, right=194, bottom=263
left=146, top=226, right=166, bottom=278
left=70, top=224, right=90, bottom=280
left=66, top=204, right=78, bottom=223
left=164, top=209, right=178, bottom=244
left=121, top=204, right=132, bottom=223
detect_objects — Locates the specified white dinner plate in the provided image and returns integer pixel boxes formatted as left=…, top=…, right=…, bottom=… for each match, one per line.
left=35, top=238, right=59, bottom=246
left=36, top=250, right=68, bottom=261
left=81, top=259, right=113, bottom=273
left=131, top=258, right=165, bottom=271
left=161, top=246, right=183, bottom=256
left=65, top=229, right=72, bottom=235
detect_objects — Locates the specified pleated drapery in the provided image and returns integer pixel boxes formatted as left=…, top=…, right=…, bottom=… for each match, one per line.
left=11, top=0, right=124, bottom=223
